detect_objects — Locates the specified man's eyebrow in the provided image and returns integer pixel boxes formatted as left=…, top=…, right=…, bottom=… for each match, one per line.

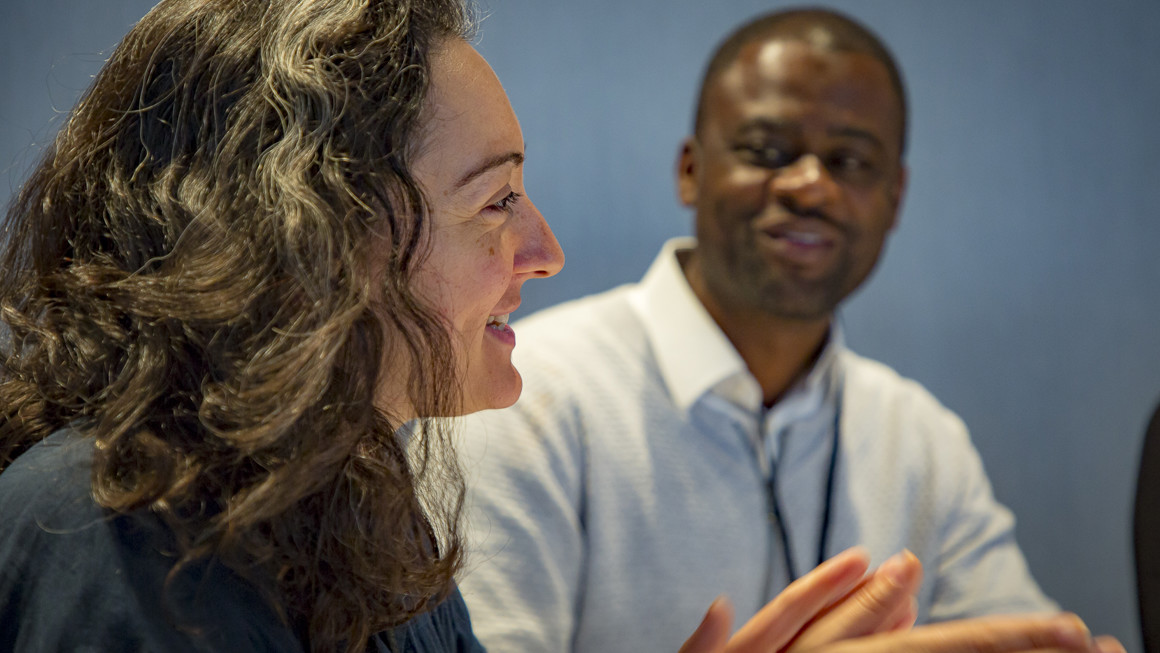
left=828, top=126, right=885, bottom=151
left=738, top=118, right=792, bottom=134
left=737, top=120, right=886, bottom=151
left=452, top=152, right=524, bottom=191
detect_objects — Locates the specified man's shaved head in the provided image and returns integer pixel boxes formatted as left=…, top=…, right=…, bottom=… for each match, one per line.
left=693, top=7, right=908, bottom=153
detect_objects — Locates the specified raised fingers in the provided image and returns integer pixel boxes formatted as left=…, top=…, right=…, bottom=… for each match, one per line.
left=679, top=596, right=735, bottom=653
left=821, top=613, right=1119, bottom=653
left=788, top=549, right=922, bottom=650
left=726, top=547, right=872, bottom=652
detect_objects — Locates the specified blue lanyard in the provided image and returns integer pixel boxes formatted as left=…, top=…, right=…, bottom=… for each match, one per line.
left=767, top=377, right=843, bottom=583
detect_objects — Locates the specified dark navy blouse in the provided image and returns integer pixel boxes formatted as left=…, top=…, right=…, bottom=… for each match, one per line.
left=0, top=430, right=484, bottom=653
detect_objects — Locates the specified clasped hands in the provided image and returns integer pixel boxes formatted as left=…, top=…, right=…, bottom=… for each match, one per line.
left=680, top=548, right=1123, bottom=653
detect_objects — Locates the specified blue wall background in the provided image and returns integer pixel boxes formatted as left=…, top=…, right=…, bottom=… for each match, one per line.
left=4, top=1, right=1157, bottom=649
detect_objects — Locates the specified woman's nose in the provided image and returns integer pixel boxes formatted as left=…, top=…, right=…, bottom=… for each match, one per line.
left=514, top=197, right=564, bottom=278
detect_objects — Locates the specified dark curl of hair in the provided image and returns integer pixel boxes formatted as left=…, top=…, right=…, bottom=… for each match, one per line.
left=0, top=0, right=473, bottom=650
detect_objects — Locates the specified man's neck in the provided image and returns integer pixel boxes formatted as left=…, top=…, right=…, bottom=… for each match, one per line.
left=720, top=307, right=831, bottom=408
left=682, top=255, right=832, bottom=408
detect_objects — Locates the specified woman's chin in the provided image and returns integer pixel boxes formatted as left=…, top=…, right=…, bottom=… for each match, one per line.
left=461, top=368, right=523, bottom=415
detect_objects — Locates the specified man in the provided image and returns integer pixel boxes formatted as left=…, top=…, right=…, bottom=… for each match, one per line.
left=457, top=8, right=1056, bottom=652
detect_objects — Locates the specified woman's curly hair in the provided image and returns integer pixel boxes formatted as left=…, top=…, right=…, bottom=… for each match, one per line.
left=0, top=0, right=473, bottom=649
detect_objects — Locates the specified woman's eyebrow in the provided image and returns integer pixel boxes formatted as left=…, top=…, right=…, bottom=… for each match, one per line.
left=452, top=152, right=524, bottom=191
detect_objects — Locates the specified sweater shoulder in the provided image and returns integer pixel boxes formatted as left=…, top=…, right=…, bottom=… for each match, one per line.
left=841, top=351, right=957, bottom=414
left=837, top=350, right=974, bottom=466
left=514, top=285, right=639, bottom=345
left=511, top=285, right=653, bottom=379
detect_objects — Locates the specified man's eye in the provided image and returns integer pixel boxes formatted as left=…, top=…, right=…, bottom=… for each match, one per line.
left=832, top=156, right=863, bottom=171
left=827, top=153, right=878, bottom=179
left=736, top=144, right=792, bottom=167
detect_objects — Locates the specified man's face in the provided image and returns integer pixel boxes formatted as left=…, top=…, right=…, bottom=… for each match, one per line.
left=678, top=39, right=906, bottom=322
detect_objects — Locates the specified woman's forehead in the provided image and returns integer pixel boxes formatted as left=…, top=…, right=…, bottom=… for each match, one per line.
left=415, top=41, right=525, bottom=193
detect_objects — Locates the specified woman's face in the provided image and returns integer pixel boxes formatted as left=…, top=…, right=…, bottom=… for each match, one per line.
left=406, top=40, right=564, bottom=415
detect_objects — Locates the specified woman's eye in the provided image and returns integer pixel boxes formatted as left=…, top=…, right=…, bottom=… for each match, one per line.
left=489, top=191, right=522, bottom=214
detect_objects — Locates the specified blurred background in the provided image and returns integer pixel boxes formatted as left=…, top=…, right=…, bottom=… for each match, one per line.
left=3, top=1, right=1158, bottom=649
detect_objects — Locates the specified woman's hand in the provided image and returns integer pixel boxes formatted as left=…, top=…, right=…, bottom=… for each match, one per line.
left=679, top=547, right=1124, bottom=653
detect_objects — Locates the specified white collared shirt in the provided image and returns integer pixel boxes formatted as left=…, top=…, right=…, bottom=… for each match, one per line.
left=629, top=237, right=839, bottom=494
left=460, top=237, right=1056, bottom=653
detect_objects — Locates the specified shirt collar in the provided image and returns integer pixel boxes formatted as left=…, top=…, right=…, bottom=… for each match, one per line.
left=628, top=237, right=844, bottom=415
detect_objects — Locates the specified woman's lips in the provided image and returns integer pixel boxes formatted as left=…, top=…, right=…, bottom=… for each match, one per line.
left=485, top=313, right=515, bottom=345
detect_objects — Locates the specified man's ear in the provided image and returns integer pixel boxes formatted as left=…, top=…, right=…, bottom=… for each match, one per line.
left=888, top=164, right=909, bottom=231
left=676, top=137, right=700, bottom=207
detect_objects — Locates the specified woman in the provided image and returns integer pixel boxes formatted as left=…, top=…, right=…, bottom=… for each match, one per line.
left=0, top=0, right=1122, bottom=651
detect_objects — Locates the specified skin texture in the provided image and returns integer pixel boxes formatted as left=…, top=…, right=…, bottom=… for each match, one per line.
left=677, top=38, right=907, bottom=405
left=407, top=39, right=564, bottom=415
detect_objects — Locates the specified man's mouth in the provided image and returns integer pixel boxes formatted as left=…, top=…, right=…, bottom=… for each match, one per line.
left=781, top=230, right=826, bottom=247
left=758, top=216, right=840, bottom=251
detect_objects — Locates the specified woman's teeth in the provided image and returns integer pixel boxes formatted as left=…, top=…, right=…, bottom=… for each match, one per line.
left=487, top=314, right=510, bottom=328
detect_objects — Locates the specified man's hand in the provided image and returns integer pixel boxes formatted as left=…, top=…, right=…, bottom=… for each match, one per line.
left=820, top=616, right=1124, bottom=653
left=679, top=547, right=1124, bottom=653
left=680, top=547, right=917, bottom=652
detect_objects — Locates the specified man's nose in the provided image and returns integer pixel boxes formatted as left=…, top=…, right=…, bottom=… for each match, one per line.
left=769, top=153, right=839, bottom=213
left=514, top=198, right=565, bottom=278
